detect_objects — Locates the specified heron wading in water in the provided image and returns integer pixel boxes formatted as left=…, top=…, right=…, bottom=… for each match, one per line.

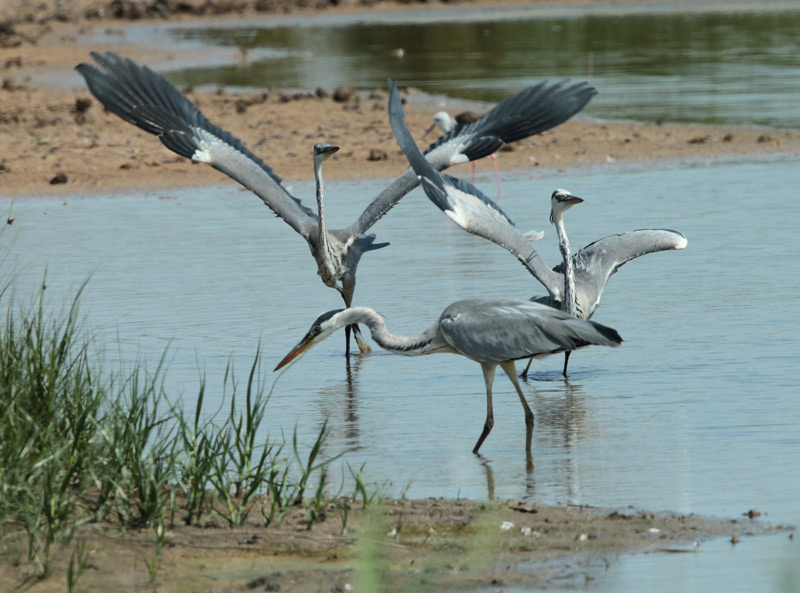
left=77, top=52, right=596, bottom=356
left=387, top=80, right=687, bottom=376
left=275, top=299, right=622, bottom=455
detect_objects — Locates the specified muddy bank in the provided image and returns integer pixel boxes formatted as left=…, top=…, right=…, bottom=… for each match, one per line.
left=1, top=496, right=784, bottom=592
left=2, top=67, right=798, bottom=198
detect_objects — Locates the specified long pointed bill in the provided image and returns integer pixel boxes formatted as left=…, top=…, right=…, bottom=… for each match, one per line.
left=274, top=333, right=316, bottom=371
left=564, top=196, right=583, bottom=206
left=422, top=122, right=438, bottom=139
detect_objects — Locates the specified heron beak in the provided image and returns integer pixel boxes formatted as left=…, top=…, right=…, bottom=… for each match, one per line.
left=322, top=145, right=339, bottom=157
left=422, top=122, right=437, bottom=139
left=274, top=333, right=316, bottom=371
left=564, top=196, right=584, bottom=205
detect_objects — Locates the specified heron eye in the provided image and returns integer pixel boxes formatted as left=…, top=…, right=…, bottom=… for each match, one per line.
left=313, top=325, right=322, bottom=334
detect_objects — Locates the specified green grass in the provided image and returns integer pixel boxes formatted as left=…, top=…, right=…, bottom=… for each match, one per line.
left=0, top=275, right=341, bottom=582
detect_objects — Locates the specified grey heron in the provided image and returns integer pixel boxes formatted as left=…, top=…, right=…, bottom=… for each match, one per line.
left=76, top=51, right=596, bottom=355
left=274, top=298, right=622, bottom=455
left=387, top=80, right=687, bottom=373
left=521, top=188, right=583, bottom=378
left=424, top=110, right=502, bottom=198
left=521, top=191, right=688, bottom=378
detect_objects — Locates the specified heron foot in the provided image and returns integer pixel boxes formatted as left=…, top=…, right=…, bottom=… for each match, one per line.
left=472, top=417, right=494, bottom=454
left=354, top=331, right=372, bottom=354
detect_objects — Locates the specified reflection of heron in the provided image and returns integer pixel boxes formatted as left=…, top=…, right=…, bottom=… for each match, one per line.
left=388, top=80, right=687, bottom=374
left=77, top=52, right=596, bottom=356
left=316, top=351, right=364, bottom=448
left=424, top=110, right=501, bottom=198
left=274, top=299, right=621, bottom=457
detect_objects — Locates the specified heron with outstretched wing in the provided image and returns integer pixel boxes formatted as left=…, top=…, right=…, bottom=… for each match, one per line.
left=387, top=80, right=687, bottom=376
left=76, top=52, right=596, bottom=354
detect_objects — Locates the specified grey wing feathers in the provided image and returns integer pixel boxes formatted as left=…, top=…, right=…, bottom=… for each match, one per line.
left=348, top=79, right=595, bottom=238
left=388, top=81, right=565, bottom=299
left=425, top=79, right=597, bottom=163
left=76, top=52, right=318, bottom=234
left=438, top=299, right=621, bottom=364
left=564, top=229, right=688, bottom=317
left=77, top=52, right=282, bottom=184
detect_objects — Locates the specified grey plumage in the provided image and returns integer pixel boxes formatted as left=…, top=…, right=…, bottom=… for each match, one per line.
left=531, top=228, right=688, bottom=321
left=77, top=52, right=597, bottom=354
left=275, top=298, right=622, bottom=455
left=388, top=80, right=687, bottom=373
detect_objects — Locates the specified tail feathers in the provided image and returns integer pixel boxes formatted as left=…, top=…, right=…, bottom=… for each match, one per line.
left=356, top=234, right=390, bottom=253
left=585, top=319, right=623, bottom=347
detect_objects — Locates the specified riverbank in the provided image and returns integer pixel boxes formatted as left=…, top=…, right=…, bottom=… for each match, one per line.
left=2, top=495, right=779, bottom=593
left=2, top=64, right=798, bottom=197
left=2, top=0, right=800, bottom=197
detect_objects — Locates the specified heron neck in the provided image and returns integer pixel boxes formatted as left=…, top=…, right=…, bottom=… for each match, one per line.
left=443, top=115, right=456, bottom=133
left=336, top=308, right=441, bottom=356
left=314, top=161, right=336, bottom=272
left=553, top=212, right=576, bottom=316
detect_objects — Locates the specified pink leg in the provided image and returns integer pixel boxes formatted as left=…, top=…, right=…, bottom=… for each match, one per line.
left=492, top=154, right=501, bottom=201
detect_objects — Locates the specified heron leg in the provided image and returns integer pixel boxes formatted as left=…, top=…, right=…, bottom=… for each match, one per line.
left=501, top=361, right=534, bottom=457
left=520, top=357, right=534, bottom=379
left=473, top=364, right=496, bottom=454
left=562, top=351, right=572, bottom=377
left=491, top=154, right=501, bottom=201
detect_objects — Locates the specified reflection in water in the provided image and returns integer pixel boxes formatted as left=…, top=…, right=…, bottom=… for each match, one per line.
left=316, top=355, right=364, bottom=449
left=162, top=10, right=800, bottom=127
left=528, top=378, right=588, bottom=504
left=474, top=453, right=495, bottom=501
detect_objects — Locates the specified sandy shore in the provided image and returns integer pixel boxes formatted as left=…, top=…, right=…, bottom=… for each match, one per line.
left=0, top=494, right=780, bottom=593
left=1, top=1, right=799, bottom=198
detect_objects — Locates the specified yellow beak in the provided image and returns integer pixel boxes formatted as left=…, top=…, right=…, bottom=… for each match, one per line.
left=274, top=333, right=316, bottom=371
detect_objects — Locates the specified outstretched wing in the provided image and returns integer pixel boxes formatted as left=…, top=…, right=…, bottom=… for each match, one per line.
left=76, top=52, right=318, bottom=241
left=387, top=80, right=565, bottom=301
left=348, top=78, right=597, bottom=238
left=565, top=229, right=688, bottom=319
left=438, top=299, right=622, bottom=364
left=425, top=79, right=597, bottom=165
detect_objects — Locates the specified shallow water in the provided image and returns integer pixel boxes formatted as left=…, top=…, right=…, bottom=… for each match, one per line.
left=2, top=156, right=799, bottom=590
left=117, top=6, right=800, bottom=127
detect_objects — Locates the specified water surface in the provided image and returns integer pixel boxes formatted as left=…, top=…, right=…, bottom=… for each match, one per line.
left=144, top=8, right=800, bottom=127
left=2, top=156, right=799, bottom=590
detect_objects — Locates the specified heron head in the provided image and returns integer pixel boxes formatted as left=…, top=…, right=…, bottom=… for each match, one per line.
left=313, top=142, right=339, bottom=165
left=423, top=111, right=453, bottom=138
left=274, top=309, right=344, bottom=371
left=550, top=188, right=583, bottom=224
